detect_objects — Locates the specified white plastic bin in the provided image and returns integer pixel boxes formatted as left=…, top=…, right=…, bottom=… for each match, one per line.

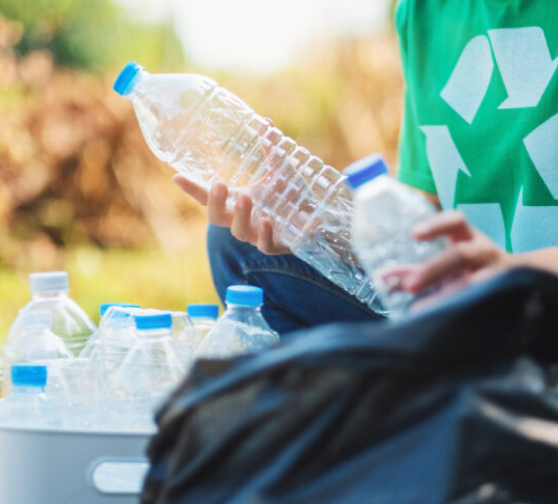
left=0, top=426, right=151, bottom=503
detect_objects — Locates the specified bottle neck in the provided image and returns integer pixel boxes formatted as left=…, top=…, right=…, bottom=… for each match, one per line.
left=127, top=70, right=146, bottom=100
left=191, top=317, right=217, bottom=323
left=136, top=327, right=173, bottom=340
left=31, top=291, right=69, bottom=301
left=225, top=304, right=262, bottom=316
left=12, top=385, right=45, bottom=394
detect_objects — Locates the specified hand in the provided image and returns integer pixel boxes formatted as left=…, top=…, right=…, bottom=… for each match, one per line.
left=380, top=210, right=516, bottom=301
left=173, top=176, right=291, bottom=255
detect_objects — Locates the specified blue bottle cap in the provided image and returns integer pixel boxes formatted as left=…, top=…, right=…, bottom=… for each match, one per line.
left=113, top=61, right=144, bottom=97
left=343, top=154, right=389, bottom=190
left=134, top=313, right=173, bottom=330
left=225, top=285, right=263, bottom=308
left=187, top=304, right=219, bottom=319
left=11, top=364, right=47, bottom=388
left=100, top=303, right=141, bottom=317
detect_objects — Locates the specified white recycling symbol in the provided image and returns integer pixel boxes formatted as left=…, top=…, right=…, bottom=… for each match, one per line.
left=421, top=27, right=558, bottom=253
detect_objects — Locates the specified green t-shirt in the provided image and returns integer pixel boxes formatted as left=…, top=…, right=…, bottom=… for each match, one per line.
left=396, top=0, right=558, bottom=252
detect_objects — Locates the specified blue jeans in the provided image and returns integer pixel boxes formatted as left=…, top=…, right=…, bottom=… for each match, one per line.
left=207, top=225, right=385, bottom=335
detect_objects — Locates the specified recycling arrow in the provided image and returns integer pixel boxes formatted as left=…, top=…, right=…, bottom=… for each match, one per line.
left=511, top=188, right=558, bottom=253
left=420, top=125, right=471, bottom=210
left=489, top=27, right=558, bottom=109
left=440, top=35, right=494, bottom=124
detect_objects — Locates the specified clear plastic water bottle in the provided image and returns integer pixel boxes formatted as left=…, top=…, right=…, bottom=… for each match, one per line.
left=2, top=272, right=96, bottom=359
left=113, top=62, right=381, bottom=312
left=168, top=310, right=194, bottom=341
left=195, top=286, right=279, bottom=359
left=176, top=304, right=219, bottom=360
left=105, top=313, right=185, bottom=431
left=80, top=304, right=140, bottom=363
left=187, top=304, right=219, bottom=349
left=4, top=311, right=73, bottom=363
left=0, top=364, right=61, bottom=429
left=344, top=155, right=446, bottom=315
left=1, top=310, right=74, bottom=398
left=80, top=303, right=141, bottom=397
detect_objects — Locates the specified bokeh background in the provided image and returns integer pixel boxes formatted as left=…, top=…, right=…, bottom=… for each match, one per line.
left=0, top=0, right=402, bottom=339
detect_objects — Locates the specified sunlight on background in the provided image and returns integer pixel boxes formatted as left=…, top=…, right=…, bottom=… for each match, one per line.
left=116, top=0, right=392, bottom=72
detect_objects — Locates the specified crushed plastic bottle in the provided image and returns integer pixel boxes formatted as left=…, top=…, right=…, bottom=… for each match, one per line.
left=113, top=62, right=382, bottom=312
left=195, top=286, right=279, bottom=359
left=105, top=313, right=185, bottom=431
left=0, top=364, right=61, bottom=429
left=345, top=154, right=446, bottom=315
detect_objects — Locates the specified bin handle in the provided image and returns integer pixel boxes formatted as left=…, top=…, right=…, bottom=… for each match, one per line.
left=88, top=457, right=150, bottom=496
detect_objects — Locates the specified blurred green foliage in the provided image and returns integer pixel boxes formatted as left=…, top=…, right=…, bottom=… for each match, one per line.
left=0, top=0, right=184, bottom=71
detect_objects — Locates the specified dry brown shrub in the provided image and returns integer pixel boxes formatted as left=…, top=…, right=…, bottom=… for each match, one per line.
left=0, top=17, right=403, bottom=267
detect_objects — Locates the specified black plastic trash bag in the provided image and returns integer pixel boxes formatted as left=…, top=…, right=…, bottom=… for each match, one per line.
left=142, top=268, right=558, bottom=504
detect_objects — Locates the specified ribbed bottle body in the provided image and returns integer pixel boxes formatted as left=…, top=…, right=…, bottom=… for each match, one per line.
left=130, top=72, right=381, bottom=310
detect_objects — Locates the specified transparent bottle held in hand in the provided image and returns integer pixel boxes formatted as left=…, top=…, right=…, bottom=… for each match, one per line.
left=195, top=286, right=279, bottom=359
left=345, top=155, right=446, bottom=315
left=113, top=62, right=382, bottom=312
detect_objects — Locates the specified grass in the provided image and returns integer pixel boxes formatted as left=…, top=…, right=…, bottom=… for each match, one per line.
left=0, top=244, right=221, bottom=346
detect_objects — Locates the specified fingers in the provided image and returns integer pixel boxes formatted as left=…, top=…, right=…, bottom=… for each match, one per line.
left=207, top=183, right=232, bottom=227
left=413, top=211, right=474, bottom=243
left=230, top=198, right=291, bottom=255
left=231, top=194, right=257, bottom=243
left=172, top=175, right=209, bottom=205
left=257, top=219, right=291, bottom=255
left=400, top=239, right=500, bottom=293
left=176, top=175, right=291, bottom=255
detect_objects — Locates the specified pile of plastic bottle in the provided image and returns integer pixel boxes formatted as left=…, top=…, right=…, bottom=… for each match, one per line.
left=0, top=64, right=448, bottom=436
left=0, top=272, right=279, bottom=433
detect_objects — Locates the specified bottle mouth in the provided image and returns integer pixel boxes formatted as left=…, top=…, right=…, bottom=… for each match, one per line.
left=29, top=271, right=69, bottom=293
left=343, top=154, right=388, bottom=190
left=187, top=304, right=219, bottom=319
left=225, top=286, right=263, bottom=308
left=134, top=313, right=173, bottom=331
left=113, top=61, right=144, bottom=97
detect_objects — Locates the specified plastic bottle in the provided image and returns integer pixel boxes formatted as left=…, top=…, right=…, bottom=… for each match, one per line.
left=175, top=304, right=219, bottom=361
left=168, top=310, right=194, bottom=341
left=344, top=154, right=446, bottom=315
left=80, top=303, right=140, bottom=365
left=4, top=311, right=73, bottom=364
left=1, top=310, right=74, bottom=398
left=2, top=272, right=96, bottom=359
left=105, top=313, right=185, bottom=431
left=113, top=62, right=381, bottom=312
left=195, top=286, right=279, bottom=359
left=80, top=303, right=141, bottom=411
left=0, top=364, right=61, bottom=429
